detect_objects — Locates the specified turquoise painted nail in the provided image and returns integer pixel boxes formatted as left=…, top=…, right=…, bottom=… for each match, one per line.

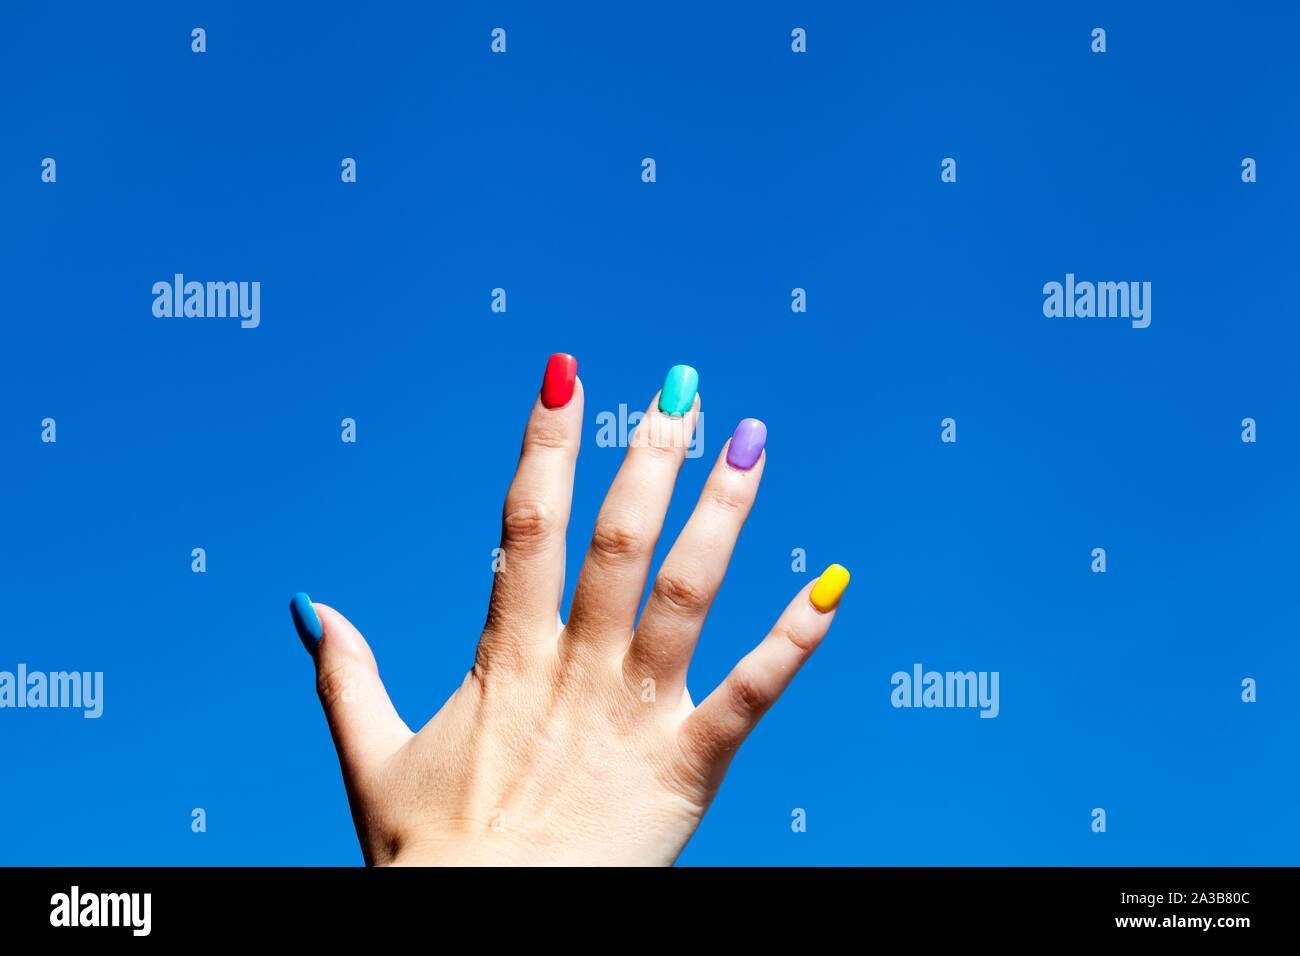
left=658, top=365, right=699, bottom=417
left=290, top=592, right=322, bottom=653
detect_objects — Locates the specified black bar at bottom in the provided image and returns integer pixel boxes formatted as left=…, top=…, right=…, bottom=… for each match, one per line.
left=0, top=866, right=1276, bottom=942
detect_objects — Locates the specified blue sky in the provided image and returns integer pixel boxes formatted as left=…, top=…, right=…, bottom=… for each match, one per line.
left=1, top=1, right=1296, bottom=865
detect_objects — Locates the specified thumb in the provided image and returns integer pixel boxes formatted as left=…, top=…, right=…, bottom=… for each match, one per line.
left=289, top=593, right=411, bottom=778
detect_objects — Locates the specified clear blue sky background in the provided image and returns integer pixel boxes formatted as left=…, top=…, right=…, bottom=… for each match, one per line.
left=2, top=1, right=1296, bottom=865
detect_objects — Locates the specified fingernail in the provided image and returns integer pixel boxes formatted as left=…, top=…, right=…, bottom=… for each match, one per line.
left=809, top=565, right=850, bottom=613
left=726, top=418, right=767, bottom=470
left=290, top=592, right=322, bottom=652
left=658, top=364, right=699, bottom=417
left=540, top=353, right=577, bottom=408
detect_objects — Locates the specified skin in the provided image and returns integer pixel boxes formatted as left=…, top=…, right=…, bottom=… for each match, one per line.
left=302, top=376, right=841, bottom=865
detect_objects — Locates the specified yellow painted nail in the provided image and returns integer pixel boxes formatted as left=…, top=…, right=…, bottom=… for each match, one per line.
left=810, top=564, right=850, bottom=612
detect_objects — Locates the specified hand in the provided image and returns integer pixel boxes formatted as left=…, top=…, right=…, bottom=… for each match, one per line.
left=289, top=355, right=849, bottom=865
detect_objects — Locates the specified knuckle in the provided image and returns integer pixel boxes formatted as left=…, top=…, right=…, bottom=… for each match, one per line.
left=705, top=486, right=749, bottom=516
left=589, top=517, right=647, bottom=563
left=524, top=417, right=570, bottom=453
left=501, top=497, right=560, bottom=549
left=726, top=666, right=771, bottom=719
left=472, top=634, right=526, bottom=682
left=640, top=434, right=682, bottom=460
left=679, top=722, right=732, bottom=777
left=651, top=568, right=711, bottom=616
left=774, top=620, right=819, bottom=654
left=633, top=418, right=688, bottom=459
left=316, top=659, right=358, bottom=708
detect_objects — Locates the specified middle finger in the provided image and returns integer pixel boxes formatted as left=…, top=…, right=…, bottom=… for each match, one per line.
left=562, top=364, right=700, bottom=661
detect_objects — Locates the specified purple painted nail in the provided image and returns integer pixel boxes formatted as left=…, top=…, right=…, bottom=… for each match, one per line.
left=726, top=418, right=767, bottom=470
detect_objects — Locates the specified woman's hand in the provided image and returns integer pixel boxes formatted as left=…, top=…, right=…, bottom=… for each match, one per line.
left=289, top=355, right=849, bottom=865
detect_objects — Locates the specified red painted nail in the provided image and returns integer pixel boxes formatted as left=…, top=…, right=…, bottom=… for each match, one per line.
left=540, top=353, right=577, bottom=408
